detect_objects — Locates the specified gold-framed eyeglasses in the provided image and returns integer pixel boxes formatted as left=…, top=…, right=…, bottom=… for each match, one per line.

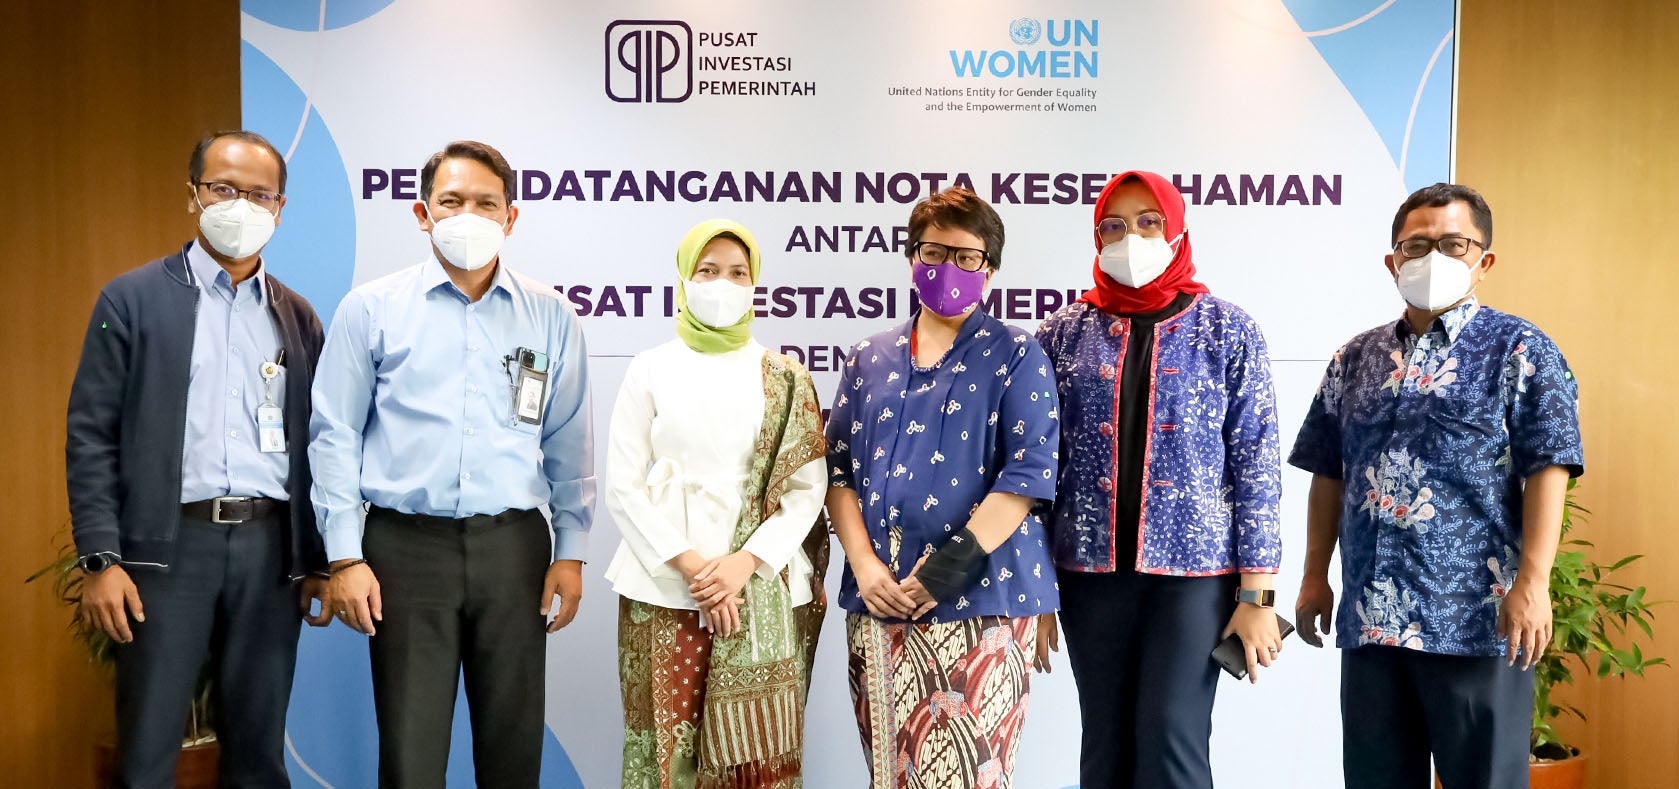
left=1096, top=212, right=1168, bottom=244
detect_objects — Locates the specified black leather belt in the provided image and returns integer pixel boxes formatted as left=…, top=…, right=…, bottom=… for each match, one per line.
left=368, top=505, right=536, bottom=530
left=182, top=496, right=285, bottom=524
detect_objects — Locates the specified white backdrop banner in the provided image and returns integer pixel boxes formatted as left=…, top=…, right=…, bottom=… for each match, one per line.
left=242, top=1, right=1457, bottom=786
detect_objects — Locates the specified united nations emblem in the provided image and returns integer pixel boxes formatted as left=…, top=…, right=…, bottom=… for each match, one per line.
left=1009, top=17, right=1042, bottom=45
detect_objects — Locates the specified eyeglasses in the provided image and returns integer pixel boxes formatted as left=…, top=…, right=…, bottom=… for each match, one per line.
left=1096, top=212, right=1168, bottom=244
left=1395, top=235, right=1486, bottom=260
left=912, top=241, right=990, bottom=272
left=196, top=181, right=283, bottom=212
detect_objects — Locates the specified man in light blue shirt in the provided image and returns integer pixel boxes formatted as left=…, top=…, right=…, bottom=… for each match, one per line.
left=309, top=140, right=595, bottom=786
left=180, top=241, right=290, bottom=504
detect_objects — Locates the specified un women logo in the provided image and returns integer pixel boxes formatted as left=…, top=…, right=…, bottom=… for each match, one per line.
left=1009, top=18, right=1042, bottom=45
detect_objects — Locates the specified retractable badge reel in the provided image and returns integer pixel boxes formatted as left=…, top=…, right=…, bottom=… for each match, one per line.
left=257, top=351, right=286, bottom=453
left=507, top=347, right=549, bottom=426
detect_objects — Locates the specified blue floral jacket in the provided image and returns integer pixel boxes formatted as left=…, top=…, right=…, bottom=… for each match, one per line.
left=1036, top=295, right=1282, bottom=575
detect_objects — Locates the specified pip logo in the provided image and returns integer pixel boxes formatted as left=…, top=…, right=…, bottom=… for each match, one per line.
left=604, top=20, right=693, bottom=103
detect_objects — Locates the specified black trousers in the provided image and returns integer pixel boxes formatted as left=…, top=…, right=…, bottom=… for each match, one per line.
left=1057, top=569, right=1238, bottom=789
left=115, top=510, right=301, bottom=789
left=364, top=507, right=550, bottom=789
left=1342, top=645, right=1535, bottom=789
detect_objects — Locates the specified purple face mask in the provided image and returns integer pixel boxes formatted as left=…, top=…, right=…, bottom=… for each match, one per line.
left=912, top=261, right=986, bottom=317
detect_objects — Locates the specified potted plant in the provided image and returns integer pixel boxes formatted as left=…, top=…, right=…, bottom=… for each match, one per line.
left=27, top=537, right=220, bottom=788
left=1527, top=479, right=1664, bottom=789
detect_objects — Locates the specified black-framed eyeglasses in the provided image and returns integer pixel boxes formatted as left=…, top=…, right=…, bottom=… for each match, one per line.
left=1394, top=235, right=1486, bottom=260
left=912, top=241, right=990, bottom=272
left=196, top=181, right=284, bottom=212
left=1096, top=211, right=1168, bottom=244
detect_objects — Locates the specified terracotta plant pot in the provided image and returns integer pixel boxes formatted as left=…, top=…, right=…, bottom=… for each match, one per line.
left=93, top=739, right=221, bottom=788
left=1434, top=752, right=1589, bottom=789
left=1530, top=752, right=1588, bottom=789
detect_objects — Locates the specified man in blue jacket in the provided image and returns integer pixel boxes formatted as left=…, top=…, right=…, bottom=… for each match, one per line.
left=66, top=130, right=331, bottom=788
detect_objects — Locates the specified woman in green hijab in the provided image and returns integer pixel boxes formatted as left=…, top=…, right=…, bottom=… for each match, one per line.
left=605, top=219, right=830, bottom=788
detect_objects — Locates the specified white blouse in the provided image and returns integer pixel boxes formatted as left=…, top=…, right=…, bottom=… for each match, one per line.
left=605, top=338, right=826, bottom=610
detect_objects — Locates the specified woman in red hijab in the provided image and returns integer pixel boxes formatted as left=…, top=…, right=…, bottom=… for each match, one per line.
left=1034, top=171, right=1286, bottom=788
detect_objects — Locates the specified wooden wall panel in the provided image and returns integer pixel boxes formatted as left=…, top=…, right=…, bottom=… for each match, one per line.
left=0, top=2, right=238, bottom=785
left=1459, top=1, right=1679, bottom=786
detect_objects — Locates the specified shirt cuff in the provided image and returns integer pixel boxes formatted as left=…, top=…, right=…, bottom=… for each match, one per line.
left=553, top=528, right=588, bottom=562
left=990, top=470, right=1056, bottom=502
left=1520, top=455, right=1585, bottom=479
left=1286, top=454, right=1343, bottom=480
left=323, top=527, right=364, bottom=563
left=742, top=542, right=788, bottom=581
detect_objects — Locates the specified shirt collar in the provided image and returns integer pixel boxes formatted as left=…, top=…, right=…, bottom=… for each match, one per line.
left=420, top=254, right=516, bottom=302
left=1394, top=296, right=1480, bottom=346
left=187, top=240, right=266, bottom=304
left=904, top=306, right=991, bottom=362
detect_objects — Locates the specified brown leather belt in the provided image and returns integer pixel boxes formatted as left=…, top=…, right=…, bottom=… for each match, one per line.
left=182, top=496, right=285, bottom=524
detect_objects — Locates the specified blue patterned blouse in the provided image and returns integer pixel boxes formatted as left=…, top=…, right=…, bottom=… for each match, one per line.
left=1290, top=299, right=1584, bottom=657
left=1036, top=295, right=1282, bottom=575
left=825, top=309, right=1061, bottom=623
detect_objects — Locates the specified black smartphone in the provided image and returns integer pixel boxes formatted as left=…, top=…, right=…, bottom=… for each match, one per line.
left=1211, top=613, right=1296, bottom=680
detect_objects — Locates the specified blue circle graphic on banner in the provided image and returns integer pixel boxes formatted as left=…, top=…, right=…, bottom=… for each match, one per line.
left=1280, top=0, right=1456, bottom=190
left=238, top=41, right=355, bottom=327
left=242, top=0, right=397, bottom=32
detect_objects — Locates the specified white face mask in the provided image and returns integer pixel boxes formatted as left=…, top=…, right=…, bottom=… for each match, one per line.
left=684, top=277, right=754, bottom=328
left=1098, top=232, right=1178, bottom=288
left=428, top=210, right=507, bottom=271
left=197, top=197, right=276, bottom=259
left=1395, top=250, right=1481, bottom=311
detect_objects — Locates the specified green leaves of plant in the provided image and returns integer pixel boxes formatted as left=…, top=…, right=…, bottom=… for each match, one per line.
left=1532, top=483, right=1666, bottom=757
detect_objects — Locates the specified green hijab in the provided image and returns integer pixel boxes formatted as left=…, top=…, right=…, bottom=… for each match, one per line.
left=675, top=219, right=762, bottom=354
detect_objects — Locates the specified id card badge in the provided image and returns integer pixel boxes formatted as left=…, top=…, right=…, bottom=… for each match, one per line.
left=257, top=357, right=286, bottom=452
left=511, top=347, right=549, bottom=426
left=257, top=403, right=286, bottom=453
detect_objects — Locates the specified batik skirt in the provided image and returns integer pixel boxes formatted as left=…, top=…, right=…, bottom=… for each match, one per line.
left=846, top=612, right=1036, bottom=789
left=620, top=597, right=823, bottom=789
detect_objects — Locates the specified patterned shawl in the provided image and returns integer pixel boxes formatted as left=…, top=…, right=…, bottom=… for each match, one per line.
left=696, top=351, right=829, bottom=787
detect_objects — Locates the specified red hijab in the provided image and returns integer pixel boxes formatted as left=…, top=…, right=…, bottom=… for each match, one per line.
left=1078, top=170, right=1210, bottom=314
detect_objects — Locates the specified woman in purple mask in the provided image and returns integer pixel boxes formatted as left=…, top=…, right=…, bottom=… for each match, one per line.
left=824, top=187, right=1060, bottom=788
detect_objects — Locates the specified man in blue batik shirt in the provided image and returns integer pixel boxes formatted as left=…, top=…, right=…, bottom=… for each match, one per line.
left=1290, top=183, right=1583, bottom=789
left=310, top=140, right=595, bottom=787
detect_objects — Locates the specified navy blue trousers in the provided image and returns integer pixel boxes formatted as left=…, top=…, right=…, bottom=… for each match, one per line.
left=1341, top=645, right=1535, bottom=789
left=114, top=512, right=300, bottom=789
left=1058, top=569, right=1238, bottom=789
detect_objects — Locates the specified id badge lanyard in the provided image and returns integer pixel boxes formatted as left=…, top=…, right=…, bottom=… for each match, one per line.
left=257, top=349, right=286, bottom=453
left=506, top=347, right=549, bottom=426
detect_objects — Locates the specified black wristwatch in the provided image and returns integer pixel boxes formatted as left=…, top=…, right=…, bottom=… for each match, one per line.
left=1235, top=588, right=1276, bottom=608
left=77, top=552, right=119, bottom=574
